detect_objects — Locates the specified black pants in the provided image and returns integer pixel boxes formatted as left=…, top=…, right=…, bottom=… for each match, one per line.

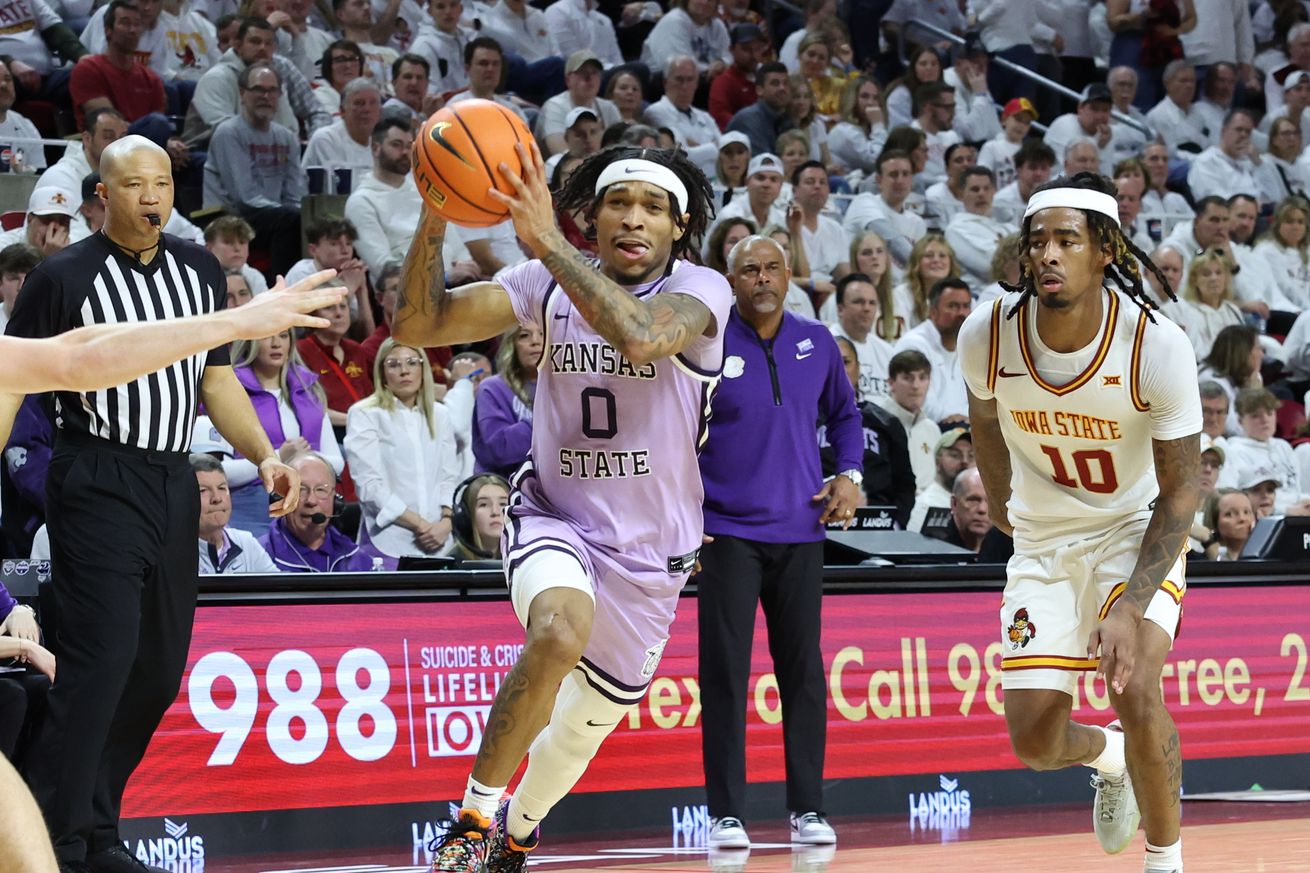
left=26, top=436, right=199, bottom=862
left=697, top=536, right=826, bottom=818
left=0, top=672, right=50, bottom=766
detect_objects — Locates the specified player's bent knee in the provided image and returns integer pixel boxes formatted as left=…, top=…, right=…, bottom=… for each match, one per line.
left=524, top=614, right=589, bottom=674
left=1008, top=728, right=1066, bottom=771
left=1109, top=677, right=1165, bottom=726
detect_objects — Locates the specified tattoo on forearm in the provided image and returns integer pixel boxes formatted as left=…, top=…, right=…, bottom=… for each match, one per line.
left=473, top=660, right=530, bottom=772
left=1162, top=727, right=1182, bottom=807
left=1125, top=435, right=1201, bottom=613
left=394, top=219, right=448, bottom=341
left=539, top=241, right=709, bottom=361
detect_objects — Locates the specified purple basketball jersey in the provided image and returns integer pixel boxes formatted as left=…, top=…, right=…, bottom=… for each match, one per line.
left=497, top=258, right=733, bottom=595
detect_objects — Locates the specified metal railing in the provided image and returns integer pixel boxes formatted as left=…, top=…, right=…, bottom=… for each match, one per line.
left=899, top=19, right=1153, bottom=138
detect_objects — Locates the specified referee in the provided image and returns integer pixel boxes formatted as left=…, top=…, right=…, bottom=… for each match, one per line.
left=0, top=137, right=304, bottom=873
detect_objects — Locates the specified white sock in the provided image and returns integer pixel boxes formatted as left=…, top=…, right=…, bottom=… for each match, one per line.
left=461, top=776, right=504, bottom=821
left=1086, top=723, right=1126, bottom=775
left=1144, top=837, right=1182, bottom=872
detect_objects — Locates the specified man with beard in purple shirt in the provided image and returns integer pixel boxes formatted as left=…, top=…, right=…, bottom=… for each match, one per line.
left=696, top=234, right=863, bottom=849
left=394, top=142, right=732, bottom=873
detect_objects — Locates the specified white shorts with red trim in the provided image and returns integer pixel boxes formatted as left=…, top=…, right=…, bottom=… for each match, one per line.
left=999, top=517, right=1185, bottom=695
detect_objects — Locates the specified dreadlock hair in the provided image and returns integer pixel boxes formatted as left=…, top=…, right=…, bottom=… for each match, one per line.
left=1001, top=172, right=1176, bottom=322
left=551, top=145, right=716, bottom=265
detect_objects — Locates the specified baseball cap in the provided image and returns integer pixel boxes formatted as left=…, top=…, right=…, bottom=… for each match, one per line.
left=747, top=152, right=783, bottom=179
left=1002, top=97, right=1037, bottom=121
left=564, top=49, right=602, bottom=76
left=27, top=186, right=78, bottom=219
left=1080, top=83, right=1113, bottom=105
left=1238, top=465, right=1282, bottom=490
left=718, top=131, right=751, bottom=151
left=1287, top=70, right=1310, bottom=89
left=936, top=428, right=972, bottom=451
left=731, top=23, right=765, bottom=46
left=1200, top=433, right=1226, bottom=464
left=564, top=106, right=600, bottom=129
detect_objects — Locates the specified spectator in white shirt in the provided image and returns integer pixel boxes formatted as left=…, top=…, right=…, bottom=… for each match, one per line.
left=1043, top=83, right=1117, bottom=175
left=924, top=142, right=976, bottom=231
left=943, top=35, right=1001, bottom=143
left=641, top=0, right=730, bottom=76
left=333, top=0, right=399, bottom=93
left=977, top=97, right=1036, bottom=190
left=892, top=232, right=960, bottom=331
left=945, top=166, right=1011, bottom=290
left=1106, top=65, right=1153, bottom=163
left=792, top=160, right=850, bottom=285
left=1114, top=169, right=1156, bottom=254
left=1181, top=0, right=1255, bottom=70
left=974, top=0, right=1045, bottom=102
left=1225, top=387, right=1307, bottom=514
left=1257, top=115, right=1310, bottom=203
left=447, top=36, right=528, bottom=123
left=644, top=55, right=723, bottom=177
left=827, top=75, right=888, bottom=174
left=0, top=64, right=44, bottom=171
left=1140, top=140, right=1194, bottom=234
left=1063, top=138, right=1102, bottom=177
left=1188, top=108, right=1264, bottom=204
left=907, top=428, right=973, bottom=533
left=204, top=214, right=269, bottom=297
left=408, top=0, right=475, bottom=93
left=885, top=45, right=943, bottom=130
left=303, top=77, right=382, bottom=190
left=1163, top=247, right=1247, bottom=360
left=543, top=0, right=623, bottom=69
left=712, top=152, right=790, bottom=239
left=842, top=149, right=926, bottom=271
left=829, top=272, right=894, bottom=399
left=892, top=276, right=972, bottom=422
left=1264, top=69, right=1310, bottom=147
left=345, top=338, right=461, bottom=558
left=1252, top=195, right=1310, bottom=311
left=344, top=116, right=423, bottom=281
left=911, top=81, right=962, bottom=187
left=875, top=349, right=940, bottom=495
left=193, top=454, right=278, bottom=574
left=1193, top=61, right=1240, bottom=138
left=1266, top=23, right=1310, bottom=117
left=443, top=351, right=493, bottom=481
left=992, top=139, right=1056, bottom=225
left=537, top=50, right=621, bottom=155
left=1227, top=193, right=1260, bottom=248
left=1146, top=60, right=1215, bottom=157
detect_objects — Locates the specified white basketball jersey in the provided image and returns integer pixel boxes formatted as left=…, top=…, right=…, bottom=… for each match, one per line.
left=959, top=288, right=1202, bottom=554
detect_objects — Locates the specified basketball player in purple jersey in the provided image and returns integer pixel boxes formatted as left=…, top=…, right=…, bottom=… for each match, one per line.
left=394, top=141, right=733, bottom=873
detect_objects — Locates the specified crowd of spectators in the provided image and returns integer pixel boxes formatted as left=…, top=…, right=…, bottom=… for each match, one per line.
left=0, top=0, right=1307, bottom=590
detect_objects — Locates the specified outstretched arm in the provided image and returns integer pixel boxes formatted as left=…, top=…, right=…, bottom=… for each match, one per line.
left=1091, top=433, right=1200, bottom=692
left=491, top=141, right=715, bottom=366
left=0, top=270, right=344, bottom=397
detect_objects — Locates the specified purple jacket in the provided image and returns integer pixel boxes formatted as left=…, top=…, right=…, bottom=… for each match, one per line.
left=259, top=517, right=378, bottom=573
left=701, top=309, right=864, bottom=543
left=1, top=394, right=52, bottom=555
left=235, top=363, right=327, bottom=455
left=472, top=374, right=535, bottom=478
left=0, top=582, right=15, bottom=623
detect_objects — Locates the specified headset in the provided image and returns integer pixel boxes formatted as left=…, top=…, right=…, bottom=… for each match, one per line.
left=450, top=473, right=511, bottom=559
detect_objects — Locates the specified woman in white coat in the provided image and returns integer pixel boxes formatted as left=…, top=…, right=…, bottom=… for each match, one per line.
left=345, top=338, right=460, bottom=558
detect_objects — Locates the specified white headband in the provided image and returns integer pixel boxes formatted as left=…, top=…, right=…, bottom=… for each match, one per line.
left=594, top=159, right=689, bottom=214
left=1023, top=188, right=1120, bottom=229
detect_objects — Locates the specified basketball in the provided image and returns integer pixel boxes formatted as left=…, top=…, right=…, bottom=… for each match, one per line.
left=413, top=99, right=535, bottom=228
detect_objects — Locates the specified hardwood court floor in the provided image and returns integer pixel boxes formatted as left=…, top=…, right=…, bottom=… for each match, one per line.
left=216, top=802, right=1310, bottom=873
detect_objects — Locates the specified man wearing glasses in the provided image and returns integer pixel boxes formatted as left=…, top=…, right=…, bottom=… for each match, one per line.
left=203, top=62, right=306, bottom=276
left=260, top=451, right=380, bottom=571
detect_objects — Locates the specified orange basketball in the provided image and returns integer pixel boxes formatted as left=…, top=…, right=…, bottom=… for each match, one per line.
left=413, top=99, right=534, bottom=228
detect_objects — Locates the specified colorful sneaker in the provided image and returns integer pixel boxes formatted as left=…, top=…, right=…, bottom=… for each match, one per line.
left=485, top=797, right=538, bottom=873
left=428, top=808, right=491, bottom=873
left=789, top=812, right=836, bottom=845
left=1091, top=768, right=1140, bottom=854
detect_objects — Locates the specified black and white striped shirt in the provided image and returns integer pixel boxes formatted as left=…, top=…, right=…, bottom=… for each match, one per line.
left=5, top=233, right=229, bottom=452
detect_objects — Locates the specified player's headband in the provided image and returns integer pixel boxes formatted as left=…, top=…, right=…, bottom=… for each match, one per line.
left=594, top=159, right=688, bottom=214
left=1023, top=188, right=1120, bottom=229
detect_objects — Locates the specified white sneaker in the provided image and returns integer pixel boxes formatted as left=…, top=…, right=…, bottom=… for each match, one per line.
left=1092, top=768, right=1141, bottom=854
left=789, top=811, right=836, bottom=845
left=708, top=816, right=750, bottom=849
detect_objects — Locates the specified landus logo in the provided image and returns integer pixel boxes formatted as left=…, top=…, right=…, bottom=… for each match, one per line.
left=128, top=818, right=205, bottom=871
left=671, top=803, right=709, bottom=848
left=909, top=774, right=972, bottom=835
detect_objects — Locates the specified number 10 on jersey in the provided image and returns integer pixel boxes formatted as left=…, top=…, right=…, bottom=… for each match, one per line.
left=1039, top=445, right=1119, bottom=494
